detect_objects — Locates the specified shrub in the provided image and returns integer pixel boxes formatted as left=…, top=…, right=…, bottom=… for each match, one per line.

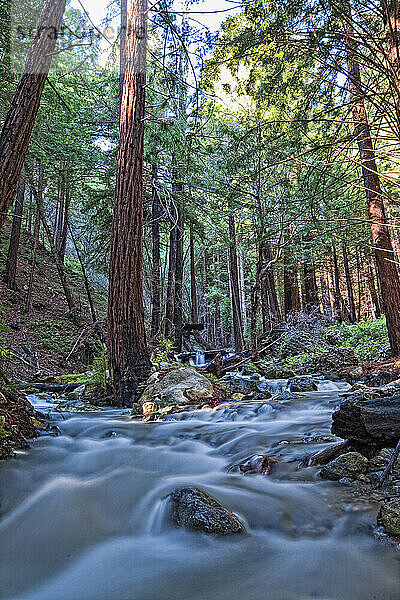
left=338, top=317, right=389, bottom=362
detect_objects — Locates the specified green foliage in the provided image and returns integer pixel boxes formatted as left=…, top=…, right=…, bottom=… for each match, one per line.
left=284, top=352, right=309, bottom=371
left=0, top=306, right=11, bottom=371
left=339, top=318, right=389, bottom=363
left=56, top=343, right=110, bottom=391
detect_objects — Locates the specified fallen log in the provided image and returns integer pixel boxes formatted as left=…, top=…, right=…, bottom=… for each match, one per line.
left=24, top=382, right=89, bottom=393
left=332, top=396, right=400, bottom=446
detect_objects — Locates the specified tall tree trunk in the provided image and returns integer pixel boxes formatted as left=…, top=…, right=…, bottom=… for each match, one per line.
left=342, top=242, right=357, bottom=323
left=25, top=205, right=40, bottom=315
left=108, top=0, right=151, bottom=405
left=283, top=252, right=300, bottom=317
left=0, top=0, right=67, bottom=230
left=120, top=0, right=128, bottom=104
left=55, top=159, right=70, bottom=264
left=364, top=248, right=382, bottom=318
left=190, top=223, right=198, bottom=322
left=347, top=18, right=400, bottom=354
left=173, top=197, right=184, bottom=352
left=382, top=0, right=400, bottom=138
left=165, top=205, right=177, bottom=341
left=228, top=213, right=245, bottom=352
left=332, top=241, right=344, bottom=322
left=303, top=247, right=319, bottom=310
left=4, top=176, right=25, bottom=290
left=150, top=164, right=161, bottom=340
left=69, top=225, right=98, bottom=326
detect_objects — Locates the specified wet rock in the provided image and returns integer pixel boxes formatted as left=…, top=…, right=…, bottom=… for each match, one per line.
left=137, top=367, right=213, bottom=409
left=378, top=499, right=400, bottom=537
left=320, top=452, right=368, bottom=481
left=366, top=371, right=399, bottom=388
left=67, top=384, right=86, bottom=400
left=239, top=364, right=259, bottom=376
left=368, top=471, right=384, bottom=485
left=169, top=487, right=244, bottom=535
left=231, top=455, right=279, bottom=475
left=348, top=366, right=363, bottom=380
left=368, top=448, right=394, bottom=472
left=228, top=376, right=272, bottom=397
left=271, top=391, right=297, bottom=402
left=287, top=376, right=318, bottom=393
left=55, top=399, right=102, bottom=412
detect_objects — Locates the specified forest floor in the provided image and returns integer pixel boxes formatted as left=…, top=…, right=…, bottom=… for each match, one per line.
left=0, top=221, right=107, bottom=381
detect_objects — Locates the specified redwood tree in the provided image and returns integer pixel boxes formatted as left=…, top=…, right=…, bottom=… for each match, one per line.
left=347, top=18, right=400, bottom=354
left=108, top=0, right=151, bottom=404
left=0, top=0, right=67, bottom=230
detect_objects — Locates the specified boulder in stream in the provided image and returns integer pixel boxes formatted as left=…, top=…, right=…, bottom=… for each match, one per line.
left=137, top=367, right=213, bottom=409
left=319, top=452, right=368, bottom=481
left=287, top=376, right=318, bottom=393
left=230, top=454, right=279, bottom=475
left=378, top=499, right=400, bottom=537
left=168, top=487, right=245, bottom=535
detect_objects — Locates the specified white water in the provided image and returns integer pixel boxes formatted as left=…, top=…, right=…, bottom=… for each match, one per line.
left=0, top=381, right=399, bottom=600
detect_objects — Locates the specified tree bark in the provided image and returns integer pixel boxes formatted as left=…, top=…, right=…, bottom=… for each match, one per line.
left=4, top=177, right=25, bottom=290
left=0, top=0, right=67, bottom=230
left=150, top=164, right=161, bottom=340
left=108, top=0, right=151, bottom=405
left=228, top=213, right=245, bottom=352
left=347, top=19, right=400, bottom=354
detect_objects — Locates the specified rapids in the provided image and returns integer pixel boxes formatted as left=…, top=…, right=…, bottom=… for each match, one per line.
left=0, top=379, right=399, bottom=600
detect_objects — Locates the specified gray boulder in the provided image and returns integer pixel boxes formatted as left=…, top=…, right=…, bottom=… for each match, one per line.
left=378, top=499, right=400, bottom=537
left=228, top=376, right=272, bottom=397
left=169, top=487, right=244, bottom=535
left=137, top=367, right=213, bottom=409
left=320, top=452, right=368, bottom=481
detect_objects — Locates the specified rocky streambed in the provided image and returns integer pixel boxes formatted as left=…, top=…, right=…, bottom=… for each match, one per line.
left=0, top=375, right=399, bottom=599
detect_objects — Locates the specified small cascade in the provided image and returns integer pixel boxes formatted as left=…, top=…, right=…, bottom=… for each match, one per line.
left=189, top=351, right=206, bottom=367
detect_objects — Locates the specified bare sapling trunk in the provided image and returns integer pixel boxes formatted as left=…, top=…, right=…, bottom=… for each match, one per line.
left=228, top=213, right=245, bottom=353
left=190, top=224, right=198, bottom=323
left=108, top=0, right=151, bottom=405
left=0, top=0, right=67, bottom=230
left=342, top=242, right=357, bottom=323
left=4, top=176, right=25, bottom=290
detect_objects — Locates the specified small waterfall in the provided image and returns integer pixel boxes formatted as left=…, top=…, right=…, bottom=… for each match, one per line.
left=190, top=351, right=206, bottom=367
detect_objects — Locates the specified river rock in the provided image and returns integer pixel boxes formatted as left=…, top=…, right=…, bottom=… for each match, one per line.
left=233, top=455, right=279, bottom=475
left=287, top=376, right=318, bottom=393
left=227, top=376, right=272, bottom=397
left=239, top=364, right=259, bottom=376
left=137, top=367, right=213, bottom=409
left=368, top=448, right=394, bottom=472
left=169, top=487, right=244, bottom=535
left=319, top=452, right=368, bottom=481
left=378, top=499, right=400, bottom=537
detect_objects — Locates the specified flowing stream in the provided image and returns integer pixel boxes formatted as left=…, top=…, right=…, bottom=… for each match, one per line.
left=0, top=379, right=399, bottom=600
